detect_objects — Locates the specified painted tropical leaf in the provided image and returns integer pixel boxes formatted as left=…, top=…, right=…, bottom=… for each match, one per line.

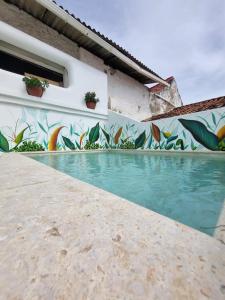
left=176, top=139, right=184, bottom=150
left=89, top=123, right=100, bottom=144
left=114, top=127, right=123, bottom=144
left=75, top=141, right=81, bottom=150
left=0, top=131, right=9, bottom=152
left=160, top=141, right=165, bottom=149
left=147, top=134, right=153, bottom=149
left=62, top=136, right=75, bottom=150
left=14, top=127, right=28, bottom=144
left=152, top=123, right=160, bottom=143
left=101, top=128, right=110, bottom=144
left=217, top=125, right=225, bottom=141
left=122, top=136, right=131, bottom=144
left=212, top=113, right=217, bottom=127
left=163, top=132, right=172, bottom=139
left=191, top=140, right=197, bottom=151
left=178, top=119, right=219, bottom=151
left=167, top=135, right=178, bottom=144
left=182, top=130, right=187, bottom=139
left=135, top=131, right=146, bottom=149
left=48, top=122, right=60, bottom=130
left=38, top=122, right=47, bottom=134
left=48, top=126, right=64, bottom=151
left=165, top=143, right=174, bottom=150
left=80, top=132, right=86, bottom=146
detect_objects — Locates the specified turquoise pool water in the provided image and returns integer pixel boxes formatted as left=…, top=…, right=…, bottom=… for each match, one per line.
left=31, top=152, right=225, bottom=236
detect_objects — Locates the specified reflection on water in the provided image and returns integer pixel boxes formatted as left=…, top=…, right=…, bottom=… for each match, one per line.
left=31, top=152, right=225, bottom=236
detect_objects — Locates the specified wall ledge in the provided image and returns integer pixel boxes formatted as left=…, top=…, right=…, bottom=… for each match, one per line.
left=0, top=90, right=108, bottom=120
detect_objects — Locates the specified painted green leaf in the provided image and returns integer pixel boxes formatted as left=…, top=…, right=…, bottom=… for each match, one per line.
left=212, top=113, right=217, bottom=127
left=167, top=135, right=178, bottom=144
left=160, top=141, right=165, bottom=149
left=182, top=130, right=187, bottom=139
left=154, top=144, right=159, bottom=150
left=15, top=127, right=28, bottom=144
left=62, top=136, right=76, bottom=150
left=0, top=131, right=9, bottom=152
left=101, top=128, right=110, bottom=144
left=191, top=140, right=197, bottom=151
left=178, top=119, right=219, bottom=151
left=89, top=123, right=100, bottom=144
left=176, top=138, right=184, bottom=150
left=165, top=143, right=174, bottom=150
left=147, top=135, right=153, bottom=149
left=38, top=122, right=47, bottom=134
left=135, top=131, right=146, bottom=149
left=75, top=141, right=81, bottom=150
left=49, top=122, right=60, bottom=130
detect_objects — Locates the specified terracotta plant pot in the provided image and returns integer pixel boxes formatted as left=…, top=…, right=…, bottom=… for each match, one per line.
left=26, top=86, right=44, bottom=97
left=86, top=101, right=97, bottom=109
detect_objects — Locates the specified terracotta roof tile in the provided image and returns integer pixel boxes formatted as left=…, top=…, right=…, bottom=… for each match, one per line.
left=53, top=1, right=162, bottom=80
left=149, top=76, right=174, bottom=93
left=142, top=96, right=225, bottom=122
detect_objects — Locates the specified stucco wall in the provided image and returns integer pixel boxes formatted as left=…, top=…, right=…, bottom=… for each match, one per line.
left=106, top=108, right=225, bottom=152
left=0, top=21, right=108, bottom=118
left=0, top=0, right=184, bottom=122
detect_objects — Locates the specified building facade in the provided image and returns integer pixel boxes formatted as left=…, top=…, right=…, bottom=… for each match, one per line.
left=0, top=0, right=182, bottom=122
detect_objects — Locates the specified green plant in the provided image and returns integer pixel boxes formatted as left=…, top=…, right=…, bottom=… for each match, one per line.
left=14, top=141, right=45, bottom=152
left=119, top=141, right=135, bottom=149
left=84, top=92, right=99, bottom=103
left=84, top=141, right=102, bottom=150
left=218, top=138, right=225, bottom=151
left=23, top=76, right=49, bottom=90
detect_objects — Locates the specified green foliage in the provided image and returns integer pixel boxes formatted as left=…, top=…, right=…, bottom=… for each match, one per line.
left=135, top=131, right=146, bottom=149
left=84, top=141, right=102, bottom=150
left=0, top=131, right=9, bottom=152
left=218, top=138, right=225, bottom=151
left=14, top=141, right=45, bottom=152
left=62, top=136, right=76, bottom=150
left=179, top=118, right=219, bottom=151
left=23, top=76, right=49, bottom=90
left=119, top=141, right=135, bottom=149
left=84, top=92, right=99, bottom=103
left=89, top=123, right=100, bottom=144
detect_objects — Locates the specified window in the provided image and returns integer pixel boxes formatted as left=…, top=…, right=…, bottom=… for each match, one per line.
left=0, top=43, right=65, bottom=87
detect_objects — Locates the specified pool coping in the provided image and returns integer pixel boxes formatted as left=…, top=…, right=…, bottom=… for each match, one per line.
left=25, top=149, right=225, bottom=243
left=0, top=153, right=225, bottom=299
left=23, top=148, right=225, bottom=156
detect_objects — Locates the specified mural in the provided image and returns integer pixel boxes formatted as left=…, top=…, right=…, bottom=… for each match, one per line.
left=0, top=106, right=224, bottom=152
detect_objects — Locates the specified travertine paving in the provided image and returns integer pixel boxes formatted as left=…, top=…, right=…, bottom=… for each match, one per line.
left=0, top=153, right=225, bottom=300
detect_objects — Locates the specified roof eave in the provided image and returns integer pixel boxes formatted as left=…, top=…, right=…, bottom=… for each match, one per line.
left=29, top=0, right=170, bottom=86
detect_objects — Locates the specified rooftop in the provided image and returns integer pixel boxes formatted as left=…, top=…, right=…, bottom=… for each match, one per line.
left=5, top=0, right=169, bottom=86
left=143, top=96, right=225, bottom=121
left=149, top=76, right=174, bottom=93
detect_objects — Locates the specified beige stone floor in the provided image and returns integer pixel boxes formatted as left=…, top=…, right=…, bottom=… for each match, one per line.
left=0, top=153, right=225, bottom=300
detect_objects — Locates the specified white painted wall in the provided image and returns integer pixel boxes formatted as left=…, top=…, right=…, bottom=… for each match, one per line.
left=0, top=21, right=108, bottom=118
left=107, top=69, right=152, bottom=121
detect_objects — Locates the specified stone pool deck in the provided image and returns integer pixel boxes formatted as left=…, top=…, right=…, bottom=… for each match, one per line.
left=0, top=153, right=225, bottom=299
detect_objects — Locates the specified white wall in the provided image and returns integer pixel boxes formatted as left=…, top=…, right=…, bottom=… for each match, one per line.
left=0, top=21, right=108, bottom=118
left=107, top=69, right=152, bottom=121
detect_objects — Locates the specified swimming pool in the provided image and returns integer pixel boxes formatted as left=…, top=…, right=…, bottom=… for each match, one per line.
left=30, top=151, right=225, bottom=236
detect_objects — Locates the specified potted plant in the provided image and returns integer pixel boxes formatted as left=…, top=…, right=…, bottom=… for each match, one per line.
left=23, top=76, right=49, bottom=97
left=84, top=92, right=99, bottom=109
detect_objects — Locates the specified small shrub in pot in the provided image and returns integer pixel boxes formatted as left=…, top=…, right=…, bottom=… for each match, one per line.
left=84, top=92, right=99, bottom=109
left=23, top=76, right=49, bottom=97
